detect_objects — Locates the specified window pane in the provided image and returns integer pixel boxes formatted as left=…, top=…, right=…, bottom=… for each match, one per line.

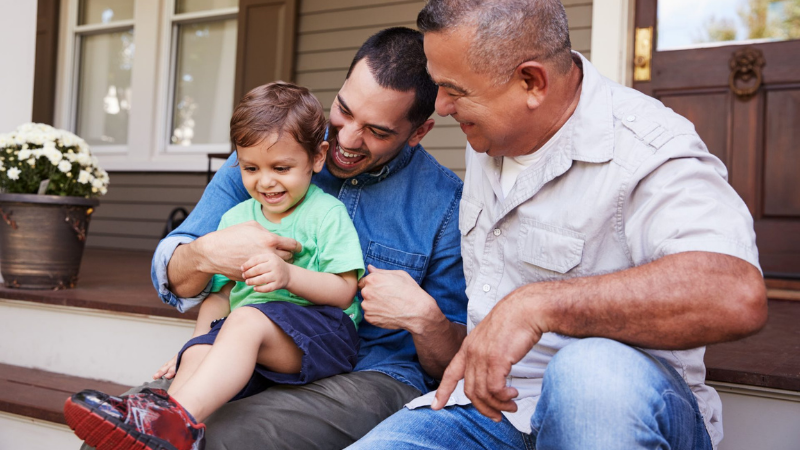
left=76, top=30, right=134, bottom=146
left=79, top=0, right=134, bottom=25
left=658, top=0, right=800, bottom=51
left=171, top=19, right=237, bottom=146
left=175, top=0, right=238, bottom=14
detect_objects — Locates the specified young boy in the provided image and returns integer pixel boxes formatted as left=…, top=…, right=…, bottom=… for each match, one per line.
left=63, top=82, right=365, bottom=450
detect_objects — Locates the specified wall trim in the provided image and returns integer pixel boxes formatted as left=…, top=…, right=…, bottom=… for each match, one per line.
left=590, top=0, right=634, bottom=86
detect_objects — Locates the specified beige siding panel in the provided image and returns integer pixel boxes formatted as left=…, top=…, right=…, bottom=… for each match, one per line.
left=110, top=173, right=207, bottom=187
left=91, top=219, right=166, bottom=238
left=300, top=3, right=424, bottom=33
left=302, top=0, right=421, bottom=14
left=420, top=125, right=466, bottom=150
left=102, top=186, right=204, bottom=204
left=565, top=5, right=593, bottom=29
left=452, top=169, right=465, bottom=180
left=296, top=70, right=348, bottom=91
left=426, top=148, right=467, bottom=171
left=297, top=49, right=357, bottom=72
left=93, top=203, right=196, bottom=221
left=570, top=28, right=592, bottom=53
left=562, top=0, right=593, bottom=5
left=87, top=234, right=162, bottom=252
left=312, top=90, right=339, bottom=109
left=298, top=23, right=416, bottom=52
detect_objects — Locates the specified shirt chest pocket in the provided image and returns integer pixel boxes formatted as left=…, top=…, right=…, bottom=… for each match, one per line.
left=518, top=219, right=585, bottom=276
left=364, top=241, right=428, bottom=284
left=458, top=199, right=482, bottom=283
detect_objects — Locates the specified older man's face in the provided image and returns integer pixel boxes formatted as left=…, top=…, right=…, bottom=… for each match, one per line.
left=424, top=28, right=532, bottom=158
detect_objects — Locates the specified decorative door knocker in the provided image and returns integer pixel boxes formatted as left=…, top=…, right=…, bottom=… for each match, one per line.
left=729, top=48, right=765, bottom=99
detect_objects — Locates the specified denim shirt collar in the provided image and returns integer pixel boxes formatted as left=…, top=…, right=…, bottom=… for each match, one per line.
left=350, top=143, right=417, bottom=186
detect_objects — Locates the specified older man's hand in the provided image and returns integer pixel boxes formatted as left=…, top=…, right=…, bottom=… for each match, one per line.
left=358, top=264, right=437, bottom=331
left=196, top=221, right=302, bottom=281
left=432, top=285, right=548, bottom=421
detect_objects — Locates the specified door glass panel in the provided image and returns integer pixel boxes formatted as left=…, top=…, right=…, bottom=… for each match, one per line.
left=658, top=0, right=800, bottom=51
left=175, top=0, right=238, bottom=14
left=171, top=19, right=237, bottom=146
left=76, top=30, right=134, bottom=146
left=79, top=0, right=134, bottom=25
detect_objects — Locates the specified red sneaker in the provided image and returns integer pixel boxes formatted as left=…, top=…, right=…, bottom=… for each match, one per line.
left=63, top=388, right=205, bottom=450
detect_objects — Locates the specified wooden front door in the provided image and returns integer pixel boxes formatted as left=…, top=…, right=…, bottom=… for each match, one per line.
left=633, top=0, right=800, bottom=278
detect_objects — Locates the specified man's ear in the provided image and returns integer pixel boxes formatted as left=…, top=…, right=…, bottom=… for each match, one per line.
left=516, top=61, right=548, bottom=110
left=407, top=118, right=435, bottom=147
left=313, top=142, right=328, bottom=173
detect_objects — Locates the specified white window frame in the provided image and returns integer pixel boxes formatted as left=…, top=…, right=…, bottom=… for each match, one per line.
left=54, top=0, right=239, bottom=171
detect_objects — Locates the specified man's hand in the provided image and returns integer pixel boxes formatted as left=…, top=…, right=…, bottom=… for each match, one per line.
left=242, top=252, right=292, bottom=293
left=195, top=221, right=301, bottom=281
left=432, top=288, right=547, bottom=421
left=358, top=264, right=436, bottom=332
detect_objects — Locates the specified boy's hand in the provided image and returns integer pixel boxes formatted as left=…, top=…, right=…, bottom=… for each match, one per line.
left=153, top=354, right=178, bottom=380
left=242, top=252, right=291, bottom=293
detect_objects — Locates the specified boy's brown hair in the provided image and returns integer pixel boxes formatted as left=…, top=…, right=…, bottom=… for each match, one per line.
left=230, top=82, right=327, bottom=161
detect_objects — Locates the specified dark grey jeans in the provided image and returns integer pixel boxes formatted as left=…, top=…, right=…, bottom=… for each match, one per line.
left=79, top=371, right=421, bottom=450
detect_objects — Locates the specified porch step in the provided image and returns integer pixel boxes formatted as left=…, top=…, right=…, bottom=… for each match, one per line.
left=0, top=248, right=195, bottom=386
left=0, top=362, right=130, bottom=449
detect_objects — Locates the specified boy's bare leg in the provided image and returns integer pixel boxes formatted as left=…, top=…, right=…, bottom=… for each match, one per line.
left=168, top=344, right=212, bottom=395
left=169, top=306, right=302, bottom=422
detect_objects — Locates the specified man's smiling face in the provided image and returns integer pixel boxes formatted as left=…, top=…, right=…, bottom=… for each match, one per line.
left=326, top=59, right=419, bottom=178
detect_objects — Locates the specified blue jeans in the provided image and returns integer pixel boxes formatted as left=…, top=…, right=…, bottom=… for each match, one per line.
left=348, top=338, right=714, bottom=450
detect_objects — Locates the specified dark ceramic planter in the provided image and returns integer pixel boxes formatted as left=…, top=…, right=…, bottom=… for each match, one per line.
left=0, top=193, right=99, bottom=289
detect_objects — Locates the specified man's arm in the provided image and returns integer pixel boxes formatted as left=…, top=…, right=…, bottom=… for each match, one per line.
left=434, top=251, right=767, bottom=419
left=359, top=188, right=469, bottom=380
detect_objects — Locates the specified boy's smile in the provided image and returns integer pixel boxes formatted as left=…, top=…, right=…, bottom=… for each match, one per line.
left=238, top=132, right=325, bottom=223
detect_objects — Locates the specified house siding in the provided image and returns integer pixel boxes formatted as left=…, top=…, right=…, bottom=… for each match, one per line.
left=87, top=0, right=593, bottom=251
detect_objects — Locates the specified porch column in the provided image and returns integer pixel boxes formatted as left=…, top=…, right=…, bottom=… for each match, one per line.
left=0, top=2, right=38, bottom=133
left=590, top=0, right=634, bottom=86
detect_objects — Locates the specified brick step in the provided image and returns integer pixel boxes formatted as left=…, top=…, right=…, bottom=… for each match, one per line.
left=0, top=248, right=195, bottom=386
left=0, top=363, right=131, bottom=450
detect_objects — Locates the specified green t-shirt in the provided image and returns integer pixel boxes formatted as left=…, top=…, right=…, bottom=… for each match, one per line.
left=211, top=184, right=365, bottom=326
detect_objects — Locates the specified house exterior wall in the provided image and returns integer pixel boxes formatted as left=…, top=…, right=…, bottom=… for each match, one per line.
left=86, top=0, right=595, bottom=251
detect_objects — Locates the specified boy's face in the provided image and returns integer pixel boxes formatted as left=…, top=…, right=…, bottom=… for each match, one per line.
left=238, top=133, right=326, bottom=223
left=326, top=59, right=426, bottom=179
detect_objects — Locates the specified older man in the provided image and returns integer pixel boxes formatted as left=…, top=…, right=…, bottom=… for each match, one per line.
left=348, top=1, right=767, bottom=449
left=82, top=28, right=468, bottom=450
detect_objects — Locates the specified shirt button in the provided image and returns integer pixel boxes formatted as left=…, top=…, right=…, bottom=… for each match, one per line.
left=626, top=115, right=636, bottom=122
left=350, top=179, right=358, bottom=186
left=482, top=284, right=491, bottom=292
left=493, top=228, right=501, bottom=236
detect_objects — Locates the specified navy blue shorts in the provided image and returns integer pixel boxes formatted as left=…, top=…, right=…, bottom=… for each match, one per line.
left=176, top=301, right=359, bottom=401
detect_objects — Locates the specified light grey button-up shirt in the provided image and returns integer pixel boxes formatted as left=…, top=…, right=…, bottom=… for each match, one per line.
left=406, top=53, right=759, bottom=448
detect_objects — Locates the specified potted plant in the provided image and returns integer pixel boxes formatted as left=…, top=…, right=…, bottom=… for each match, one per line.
left=0, top=123, right=109, bottom=289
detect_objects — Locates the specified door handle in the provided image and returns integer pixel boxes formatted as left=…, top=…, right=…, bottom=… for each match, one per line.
left=729, top=48, right=765, bottom=99
left=634, top=27, right=653, bottom=82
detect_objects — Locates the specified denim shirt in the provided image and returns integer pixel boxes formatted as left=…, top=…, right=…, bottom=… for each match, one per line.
left=151, top=143, right=468, bottom=394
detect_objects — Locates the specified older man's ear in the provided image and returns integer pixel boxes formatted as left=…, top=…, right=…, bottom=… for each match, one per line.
left=516, top=61, right=549, bottom=111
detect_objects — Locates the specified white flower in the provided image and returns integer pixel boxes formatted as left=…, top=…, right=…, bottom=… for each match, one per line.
left=76, top=153, right=92, bottom=166
left=46, top=148, right=63, bottom=165
left=91, top=178, right=105, bottom=189
left=18, top=149, right=31, bottom=160
left=78, top=170, right=93, bottom=184
left=58, top=160, right=73, bottom=173
left=7, top=167, right=20, bottom=180
left=27, top=158, right=35, bottom=167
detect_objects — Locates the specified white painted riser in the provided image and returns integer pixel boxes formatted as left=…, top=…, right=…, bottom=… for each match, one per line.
left=0, top=412, right=83, bottom=450
left=0, top=298, right=194, bottom=387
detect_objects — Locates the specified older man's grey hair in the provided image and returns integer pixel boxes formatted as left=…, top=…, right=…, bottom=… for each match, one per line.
left=417, top=0, right=573, bottom=84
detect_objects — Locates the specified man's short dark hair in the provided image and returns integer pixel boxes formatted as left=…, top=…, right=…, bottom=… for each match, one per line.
left=346, top=27, right=437, bottom=128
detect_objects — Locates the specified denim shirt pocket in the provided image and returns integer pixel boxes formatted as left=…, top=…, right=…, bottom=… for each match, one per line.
left=458, top=199, right=482, bottom=283
left=365, top=241, right=428, bottom=284
left=519, top=219, right=585, bottom=275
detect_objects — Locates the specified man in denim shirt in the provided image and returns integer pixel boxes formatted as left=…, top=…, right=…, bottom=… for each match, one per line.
left=83, top=28, right=468, bottom=450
